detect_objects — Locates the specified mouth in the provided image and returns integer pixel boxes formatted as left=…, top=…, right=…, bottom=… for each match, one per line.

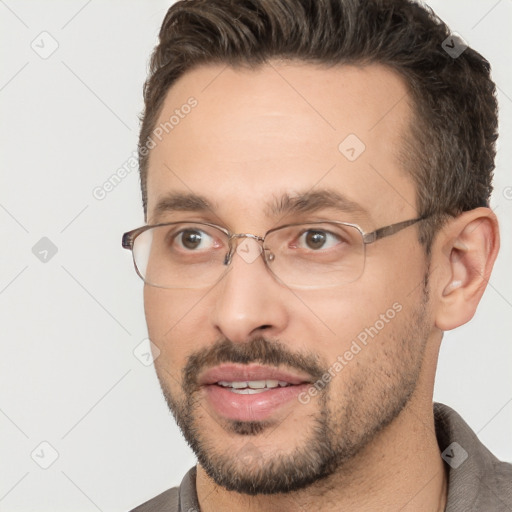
left=198, top=364, right=312, bottom=422
left=216, top=379, right=293, bottom=394
left=199, top=363, right=311, bottom=386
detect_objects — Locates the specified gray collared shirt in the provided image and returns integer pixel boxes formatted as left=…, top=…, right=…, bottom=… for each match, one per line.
left=130, top=403, right=512, bottom=511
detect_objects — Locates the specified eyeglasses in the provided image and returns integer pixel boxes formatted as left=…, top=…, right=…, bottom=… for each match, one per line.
left=122, top=216, right=427, bottom=290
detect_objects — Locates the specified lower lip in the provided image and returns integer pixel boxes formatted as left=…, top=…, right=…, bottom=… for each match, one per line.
left=203, top=384, right=309, bottom=422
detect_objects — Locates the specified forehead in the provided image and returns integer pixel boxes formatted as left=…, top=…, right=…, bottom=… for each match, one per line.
left=145, top=62, right=417, bottom=227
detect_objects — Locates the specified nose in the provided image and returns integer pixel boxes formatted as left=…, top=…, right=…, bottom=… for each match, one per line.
left=211, top=238, right=289, bottom=343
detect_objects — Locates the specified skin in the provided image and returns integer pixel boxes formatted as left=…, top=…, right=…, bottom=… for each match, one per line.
left=142, top=62, right=499, bottom=512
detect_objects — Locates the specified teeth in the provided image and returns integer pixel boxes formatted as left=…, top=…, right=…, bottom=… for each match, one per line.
left=248, top=380, right=266, bottom=389
left=216, top=379, right=291, bottom=390
left=231, top=388, right=268, bottom=394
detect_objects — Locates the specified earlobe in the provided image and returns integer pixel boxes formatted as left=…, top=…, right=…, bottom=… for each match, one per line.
left=434, top=208, right=500, bottom=331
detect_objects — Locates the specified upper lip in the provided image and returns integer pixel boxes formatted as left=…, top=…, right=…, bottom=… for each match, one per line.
left=198, top=364, right=312, bottom=386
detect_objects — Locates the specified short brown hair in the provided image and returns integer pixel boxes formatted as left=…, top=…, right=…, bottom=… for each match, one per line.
left=139, top=0, right=498, bottom=249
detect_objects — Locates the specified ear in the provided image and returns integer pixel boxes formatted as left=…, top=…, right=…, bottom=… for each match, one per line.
left=432, top=207, right=500, bottom=331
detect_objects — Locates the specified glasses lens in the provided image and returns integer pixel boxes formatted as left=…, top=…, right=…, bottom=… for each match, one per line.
left=264, top=222, right=365, bottom=289
left=132, top=223, right=229, bottom=289
left=130, top=222, right=365, bottom=289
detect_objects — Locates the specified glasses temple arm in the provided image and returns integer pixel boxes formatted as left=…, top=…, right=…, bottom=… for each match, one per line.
left=362, top=217, right=427, bottom=244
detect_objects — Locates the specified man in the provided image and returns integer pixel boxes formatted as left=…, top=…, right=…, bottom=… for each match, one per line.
left=123, top=0, right=511, bottom=510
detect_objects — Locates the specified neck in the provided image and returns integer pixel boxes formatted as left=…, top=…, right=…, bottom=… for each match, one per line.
left=196, top=393, right=448, bottom=512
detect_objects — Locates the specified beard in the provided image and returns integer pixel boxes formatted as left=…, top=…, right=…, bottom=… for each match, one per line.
left=154, top=283, right=430, bottom=496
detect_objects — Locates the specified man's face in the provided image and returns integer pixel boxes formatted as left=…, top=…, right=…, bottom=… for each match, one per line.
left=144, top=62, right=435, bottom=493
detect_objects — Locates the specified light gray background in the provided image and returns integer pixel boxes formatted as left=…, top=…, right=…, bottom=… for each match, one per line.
left=1, top=1, right=511, bottom=510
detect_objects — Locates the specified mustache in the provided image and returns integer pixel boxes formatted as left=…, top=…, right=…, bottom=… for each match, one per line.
left=182, top=337, right=326, bottom=390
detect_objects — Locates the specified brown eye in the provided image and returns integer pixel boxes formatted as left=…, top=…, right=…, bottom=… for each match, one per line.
left=174, top=229, right=215, bottom=250
left=299, top=229, right=340, bottom=250
left=305, top=230, right=327, bottom=249
left=181, top=230, right=203, bottom=249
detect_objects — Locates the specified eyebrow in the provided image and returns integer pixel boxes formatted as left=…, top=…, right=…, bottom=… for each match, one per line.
left=152, top=189, right=368, bottom=222
left=153, top=192, right=214, bottom=219
left=265, top=189, right=368, bottom=218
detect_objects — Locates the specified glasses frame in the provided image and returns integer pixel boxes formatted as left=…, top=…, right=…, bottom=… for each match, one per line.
left=122, top=215, right=429, bottom=288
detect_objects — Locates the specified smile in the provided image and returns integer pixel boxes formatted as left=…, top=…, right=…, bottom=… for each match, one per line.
left=216, top=380, right=292, bottom=393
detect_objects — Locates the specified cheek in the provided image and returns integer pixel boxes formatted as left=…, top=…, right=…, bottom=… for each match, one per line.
left=143, top=286, right=208, bottom=365
left=297, top=273, right=415, bottom=364
left=309, top=293, right=419, bottom=389
left=296, top=285, right=397, bottom=340
left=144, top=287, right=172, bottom=341
left=366, top=241, right=427, bottom=292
